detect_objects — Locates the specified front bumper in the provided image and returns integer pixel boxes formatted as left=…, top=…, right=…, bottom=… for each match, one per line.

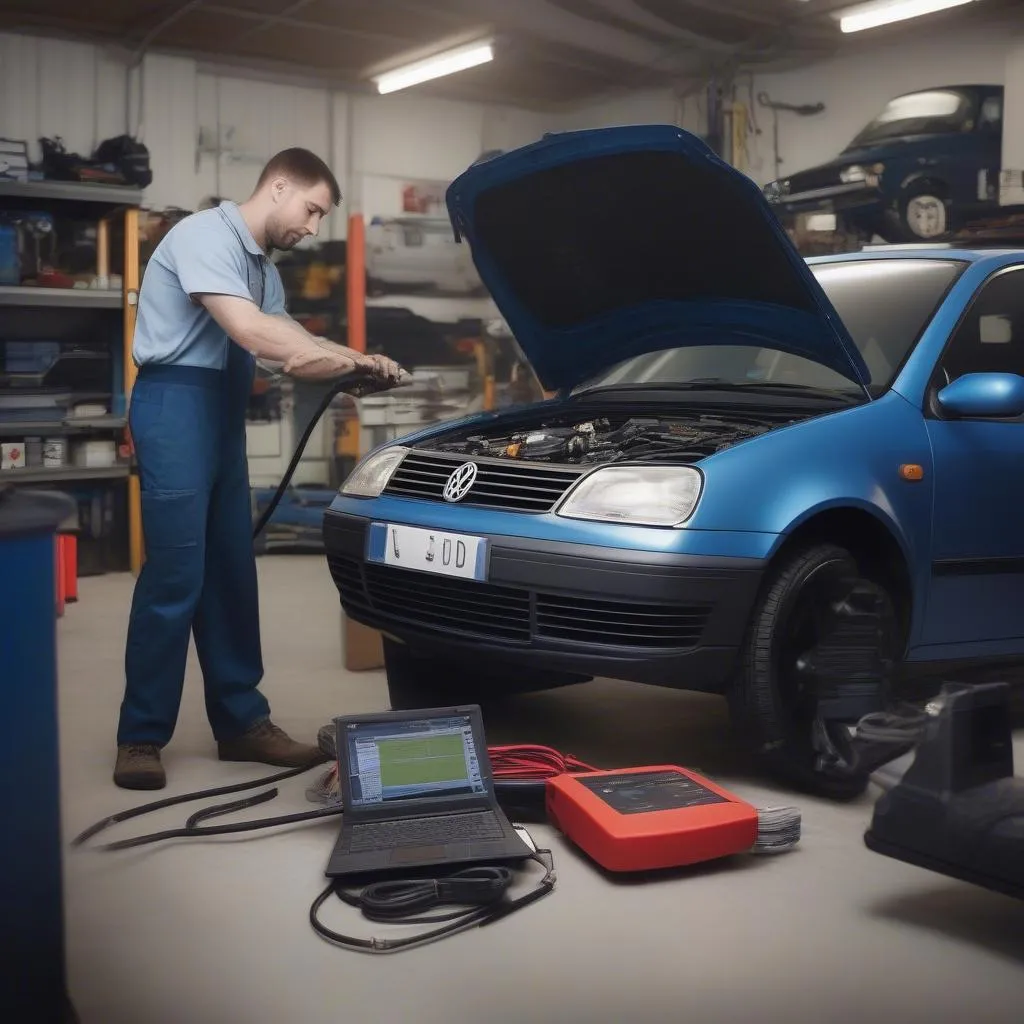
left=323, top=511, right=766, bottom=692
left=773, top=181, right=882, bottom=215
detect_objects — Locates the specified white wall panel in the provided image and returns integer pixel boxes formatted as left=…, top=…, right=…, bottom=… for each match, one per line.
left=0, top=33, right=41, bottom=159
left=139, top=54, right=199, bottom=211
left=480, top=105, right=547, bottom=153
left=352, top=94, right=485, bottom=180
left=555, top=89, right=679, bottom=133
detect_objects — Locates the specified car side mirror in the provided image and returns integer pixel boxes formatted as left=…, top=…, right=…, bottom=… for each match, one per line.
left=935, top=372, right=1024, bottom=419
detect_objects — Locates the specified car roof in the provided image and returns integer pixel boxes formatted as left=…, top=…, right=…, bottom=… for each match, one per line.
left=806, top=246, right=1024, bottom=267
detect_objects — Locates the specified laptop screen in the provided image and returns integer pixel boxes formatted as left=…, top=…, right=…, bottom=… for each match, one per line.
left=343, top=713, right=488, bottom=808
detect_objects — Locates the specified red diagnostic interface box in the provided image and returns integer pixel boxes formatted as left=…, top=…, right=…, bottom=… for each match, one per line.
left=546, top=765, right=760, bottom=873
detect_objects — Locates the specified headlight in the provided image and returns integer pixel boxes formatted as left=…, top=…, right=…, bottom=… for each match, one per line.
left=840, top=163, right=884, bottom=186
left=339, top=446, right=409, bottom=498
left=556, top=466, right=703, bottom=527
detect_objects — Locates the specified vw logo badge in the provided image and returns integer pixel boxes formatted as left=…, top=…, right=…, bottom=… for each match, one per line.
left=443, top=462, right=478, bottom=503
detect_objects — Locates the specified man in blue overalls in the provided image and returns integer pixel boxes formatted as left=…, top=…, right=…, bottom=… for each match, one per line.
left=115, top=148, right=400, bottom=789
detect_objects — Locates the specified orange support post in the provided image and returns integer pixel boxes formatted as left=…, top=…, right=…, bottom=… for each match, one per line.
left=346, top=214, right=366, bottom=353
left=55, top=537, right=66, bottom=618
left=62, top=533, right=78, bottom=603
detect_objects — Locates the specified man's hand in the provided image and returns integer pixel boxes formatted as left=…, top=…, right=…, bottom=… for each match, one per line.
left=355, top=351, right=403, bottom=382
left=314, top=338, right=403, bottom=383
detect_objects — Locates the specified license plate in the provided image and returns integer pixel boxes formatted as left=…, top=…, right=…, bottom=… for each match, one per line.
left=366, top=522, right=489, bottom=581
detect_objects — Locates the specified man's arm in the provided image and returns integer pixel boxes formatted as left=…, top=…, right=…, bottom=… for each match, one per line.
left=197, top=294, right=360, bottom=379
left=276, top=309, right=403, bottom=381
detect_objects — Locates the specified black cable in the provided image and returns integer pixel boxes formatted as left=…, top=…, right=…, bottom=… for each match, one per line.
left=99, top=804, right=343, bottom=852
left=251, top=369, right=410, bottom=540
left=309, top=849, right=556, bottom=953
left=252, top=381, right=346, bottom=539
left=70, top=762, right=320, bottom=847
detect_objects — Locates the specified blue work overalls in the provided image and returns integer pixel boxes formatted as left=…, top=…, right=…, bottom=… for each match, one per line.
left=117, top=330, right=269, bottom=746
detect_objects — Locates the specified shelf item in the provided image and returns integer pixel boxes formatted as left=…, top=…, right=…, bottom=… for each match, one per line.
left=0, top=285, right=123, bottom=309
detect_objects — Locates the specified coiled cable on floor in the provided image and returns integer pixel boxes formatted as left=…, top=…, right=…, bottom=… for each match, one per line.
left=309, top=847, right=556, bottom=953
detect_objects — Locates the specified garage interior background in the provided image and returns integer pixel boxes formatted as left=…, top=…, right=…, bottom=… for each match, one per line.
left=3, top=0, right=1024, bottom=582
left=4, top=4, right=1024, bottom=1024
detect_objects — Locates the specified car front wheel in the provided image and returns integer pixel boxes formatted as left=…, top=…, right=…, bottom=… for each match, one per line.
left=727, top=543, right=901, bottom=799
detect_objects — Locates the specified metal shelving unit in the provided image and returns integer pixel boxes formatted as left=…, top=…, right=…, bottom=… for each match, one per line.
left=0, top=286, right=123, bottom=308
left=3, top=465, right=130, bottom=484
left=0, top=416, right=127, bottom=438
left=1, top=178, right=142, bottom=574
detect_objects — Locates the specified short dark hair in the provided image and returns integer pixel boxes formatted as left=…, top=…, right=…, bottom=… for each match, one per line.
left=256, top=147, right=342, bottom=206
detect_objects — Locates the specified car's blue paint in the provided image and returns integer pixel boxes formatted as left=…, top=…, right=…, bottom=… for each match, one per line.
left=330, top=487, right=780, bottom=561
left=446, top=124, right=871, bottom=391
left=329, top=126, right=1024, bottom=683
left=330, top=242, right=1024, bottom=673
left=936, top=372, right=1024, bottom=418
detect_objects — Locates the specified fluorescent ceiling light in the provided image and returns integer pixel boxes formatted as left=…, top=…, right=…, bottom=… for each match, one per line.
left=373, top=41, right=493, bottom=95
left=838, top=0, right=979, bottom=33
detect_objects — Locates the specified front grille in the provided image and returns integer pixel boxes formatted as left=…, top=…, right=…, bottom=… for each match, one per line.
left=786, top=165, right=842, bottom=195
left=384, top=450, right=582, bottom=513
left=327, top=555, right=711, bottom=651
left=536, top=594, right=709, bottom=649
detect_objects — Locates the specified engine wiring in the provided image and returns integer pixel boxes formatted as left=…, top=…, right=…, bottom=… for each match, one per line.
left=429, top=413, right=790, bottom=466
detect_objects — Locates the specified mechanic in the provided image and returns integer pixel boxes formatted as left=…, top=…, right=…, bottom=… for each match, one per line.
left=114, top=148, right=400, bottom=791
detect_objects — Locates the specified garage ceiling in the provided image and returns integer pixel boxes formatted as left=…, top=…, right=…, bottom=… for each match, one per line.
left=1, top=0, right=1021, bottom=109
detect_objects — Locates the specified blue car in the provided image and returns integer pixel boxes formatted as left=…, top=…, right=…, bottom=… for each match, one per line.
left=324, top=125, right=1024, bottom=798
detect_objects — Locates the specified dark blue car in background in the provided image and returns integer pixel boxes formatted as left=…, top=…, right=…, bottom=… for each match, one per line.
left=325, top=125, right=1024, bottom=799
left=764, top=85, right=1005, bottom=243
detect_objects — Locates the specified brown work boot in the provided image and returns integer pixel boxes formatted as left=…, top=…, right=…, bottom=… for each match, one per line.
left=217, top=718, right=329, bottom=768
left=114, top=744, right=166, bottom=790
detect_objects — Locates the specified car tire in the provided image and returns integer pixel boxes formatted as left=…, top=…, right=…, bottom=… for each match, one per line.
left=383, top=637, right=522, bottom=711
left=728, top=542, right=900, bottom=800
left=898, top=186, right=950, bottom=241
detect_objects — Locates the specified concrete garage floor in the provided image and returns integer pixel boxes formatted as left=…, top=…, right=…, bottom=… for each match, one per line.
left=58, top=555, right=1024, bottom=1024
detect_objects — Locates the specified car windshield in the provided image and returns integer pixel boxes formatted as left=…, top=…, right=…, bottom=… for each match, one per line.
left=848, top=89, right=975, bottom=147
left=571, top=259, right=964, bottom=398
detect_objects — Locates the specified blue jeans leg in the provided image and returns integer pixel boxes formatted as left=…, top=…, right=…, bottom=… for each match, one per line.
left=192, top=433, right=270, bottom=742
left=118, top=379, right=215, bottom=746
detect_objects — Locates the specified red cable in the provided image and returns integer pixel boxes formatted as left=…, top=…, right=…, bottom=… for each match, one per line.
left=487, top=744, right=595, bottom=779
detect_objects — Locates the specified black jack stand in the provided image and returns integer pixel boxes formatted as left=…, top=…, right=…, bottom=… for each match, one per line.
left=864, top=681, right=1024, bottom=901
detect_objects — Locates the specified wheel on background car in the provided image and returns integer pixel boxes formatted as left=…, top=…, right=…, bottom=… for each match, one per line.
left=898, top=184, right=950, bottom=241
left=727, top=542, right=902, bottom=800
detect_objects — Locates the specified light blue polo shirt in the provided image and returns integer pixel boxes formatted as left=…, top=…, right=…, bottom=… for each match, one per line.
left=132, top=201, right=287, bottom=369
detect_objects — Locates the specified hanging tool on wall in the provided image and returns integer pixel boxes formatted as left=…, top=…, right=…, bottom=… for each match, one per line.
left=757, top=92, right=826, bottom=180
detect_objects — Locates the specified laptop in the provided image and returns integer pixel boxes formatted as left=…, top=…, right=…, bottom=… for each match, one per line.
left=325, top=704, right=533, bottom=879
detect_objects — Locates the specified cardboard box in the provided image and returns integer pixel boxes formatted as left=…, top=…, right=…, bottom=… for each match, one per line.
left=1, top=442, right=26, bottom=470
left=342, top=612, right=384, bottom=672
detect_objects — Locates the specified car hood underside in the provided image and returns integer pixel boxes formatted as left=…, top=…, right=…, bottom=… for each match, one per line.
left=445, top=125, right=871, bottom=394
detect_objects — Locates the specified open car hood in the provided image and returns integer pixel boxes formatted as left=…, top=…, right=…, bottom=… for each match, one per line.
left=445, top=125, right=870, bottom=394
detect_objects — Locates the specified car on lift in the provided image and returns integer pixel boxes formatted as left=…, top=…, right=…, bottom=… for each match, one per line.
left=324, top=124, right=1024, bottom=798
left=763, top=85, right=1006, bottom=243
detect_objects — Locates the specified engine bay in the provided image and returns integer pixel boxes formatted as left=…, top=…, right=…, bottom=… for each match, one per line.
left=428, top=410, right=800, bottom=466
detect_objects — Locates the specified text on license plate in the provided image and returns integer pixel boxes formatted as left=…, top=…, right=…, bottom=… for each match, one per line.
left=367, top=522, right=488, bottom=581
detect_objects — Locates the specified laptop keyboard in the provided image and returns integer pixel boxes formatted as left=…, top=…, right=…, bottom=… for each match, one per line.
left=349, top=812, right=505, bottom=852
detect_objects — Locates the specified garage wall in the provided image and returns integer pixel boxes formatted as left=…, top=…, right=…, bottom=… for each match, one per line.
left=541, top=20, right=1019, bottom=187
left=0, top=31, right=548, bottom=237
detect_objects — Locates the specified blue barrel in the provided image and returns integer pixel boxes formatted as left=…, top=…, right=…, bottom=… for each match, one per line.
left=0, top=486, right=78, bottom=1022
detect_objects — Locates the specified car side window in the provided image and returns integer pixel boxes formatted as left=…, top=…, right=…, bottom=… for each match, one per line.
left=978, top=95, right=1002, bottom=132
left=940, top=268, right=1024, bottom=383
